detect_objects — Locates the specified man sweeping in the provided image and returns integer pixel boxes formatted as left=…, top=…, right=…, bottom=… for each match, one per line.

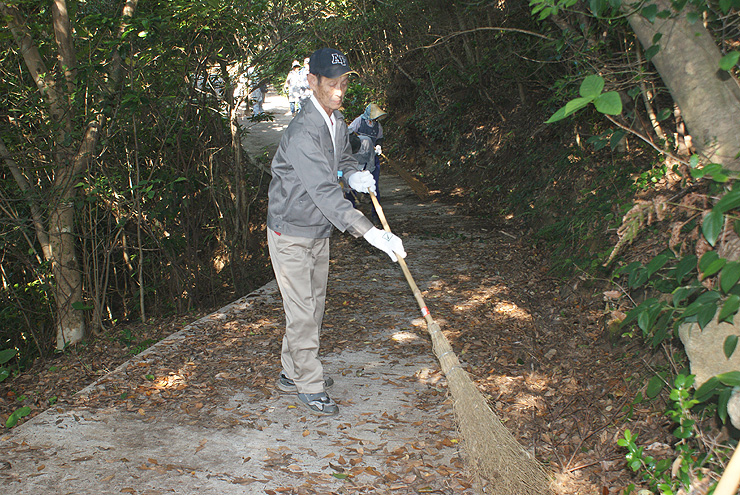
left=266, top=47, right=406, bottom=416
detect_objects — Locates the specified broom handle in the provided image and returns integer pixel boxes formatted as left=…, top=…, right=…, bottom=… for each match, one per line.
left=715, top=445, right=740, bottom=495
left=369, top=192, right=436, bottom=328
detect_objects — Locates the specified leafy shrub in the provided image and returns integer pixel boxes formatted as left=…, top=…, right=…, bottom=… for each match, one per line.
left=619, top=374, right=719, bottom=495
left=0, top=348, right=17, bottom=383
left=613, top=163, right=740, bottom=493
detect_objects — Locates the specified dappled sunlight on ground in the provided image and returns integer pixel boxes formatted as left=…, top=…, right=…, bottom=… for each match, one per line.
left=391, top=330, right=422, bottom=343
left=425, top=274, right=536, bottom=325
left=153, top=372, right=187, bottom=390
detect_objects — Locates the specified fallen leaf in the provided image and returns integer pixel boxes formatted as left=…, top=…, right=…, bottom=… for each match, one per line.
left=231, top=477, right=256, bottom=485
left=195, top=439, right=207, bottom=453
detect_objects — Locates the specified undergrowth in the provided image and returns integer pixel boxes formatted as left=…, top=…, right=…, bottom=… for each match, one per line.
left=396, top=85, right=739, bottom=494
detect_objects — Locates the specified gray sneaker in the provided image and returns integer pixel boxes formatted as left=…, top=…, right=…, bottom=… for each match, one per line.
left=297, top=392, right=339, bottom=416
left=276, top=372, right=334, bottom=393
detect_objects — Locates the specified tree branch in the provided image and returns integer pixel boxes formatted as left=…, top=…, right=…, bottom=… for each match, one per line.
left=604, top=114, right=688, bottom=167
left=401, top=26, right=551, bottom=57
left=0, top=139, right=51, bottom=259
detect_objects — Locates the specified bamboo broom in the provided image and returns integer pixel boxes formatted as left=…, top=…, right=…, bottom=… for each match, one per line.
left=369, top=191, right=550, bottom=494
left=714, top=445, right=740, bottom=495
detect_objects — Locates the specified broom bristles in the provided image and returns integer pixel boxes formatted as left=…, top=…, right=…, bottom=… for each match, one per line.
left=368, top=191, right=550, bottom=493
left=428, top=320, right=551, bottom=494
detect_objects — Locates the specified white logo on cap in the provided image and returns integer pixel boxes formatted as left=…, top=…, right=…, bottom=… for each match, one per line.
left=331, top=53, right=347, bottom=66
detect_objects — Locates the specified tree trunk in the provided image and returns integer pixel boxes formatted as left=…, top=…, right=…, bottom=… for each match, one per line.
left=51, top=119, right=101, bottom=348
left=49, top=197, right=85, bottom=349
left=2, top=0, right=136, bottom=349
left=626, top=1, right=740, bottom=170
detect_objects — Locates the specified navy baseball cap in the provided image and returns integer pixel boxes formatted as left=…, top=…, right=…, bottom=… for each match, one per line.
left=309, top=48, right=357, bottom=79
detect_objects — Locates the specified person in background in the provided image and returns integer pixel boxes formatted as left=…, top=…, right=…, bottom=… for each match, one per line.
left=283, top=60, right=303, bottom=115
left=345, top=133, right=375, bottom=209
left=234, top=72, right=249, bottom=116
left=349, top=103, right=387, bottom=221
left=267, top=48, right=406, bottom=417
left=297, top=57, right=312, bottom=110
left=246, top=65, right=266, bottom=116
left=250, top=79, right=267, bottom=116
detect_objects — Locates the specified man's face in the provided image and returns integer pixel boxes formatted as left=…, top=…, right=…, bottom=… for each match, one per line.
left=308, top=73, right=349, bottom=114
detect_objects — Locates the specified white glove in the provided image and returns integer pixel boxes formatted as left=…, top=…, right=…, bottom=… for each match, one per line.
left=363, top=227, right=406, bottom=262
left=347, top=170, right=376, bottom=195
left=374, top=145, right=382, bottom=155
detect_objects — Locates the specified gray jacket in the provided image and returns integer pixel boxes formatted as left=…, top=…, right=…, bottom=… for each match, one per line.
left=267, top=98, right=374, bottom=239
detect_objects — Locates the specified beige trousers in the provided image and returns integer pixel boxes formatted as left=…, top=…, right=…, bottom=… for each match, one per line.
left=267, top=228, right=329, bottom=394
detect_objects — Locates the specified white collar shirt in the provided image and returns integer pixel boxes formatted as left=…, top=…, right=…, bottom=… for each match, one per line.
left=310, top=94, right=337, bottom=153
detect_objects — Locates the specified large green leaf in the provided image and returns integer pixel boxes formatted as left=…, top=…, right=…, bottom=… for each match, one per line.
left=638, top=303, right=662, bottom=333
left=609, top=129, right=626, bottom=149
left=720, top=51, right=740, bottom=71
left=645, top=45, right=660, bottom=61
left=646, top=375, right=665, bottom=398
left=5, top=406, right=31, bottom=428
left=702, top=163, right=725, bottom=179
left=697, top=302, right=718, bottom=329
left=714, top=188, right=740, bottom=214
left=674, top=255, right=698, bottom=284
left=651, top=311, right=671, bottom=347
left=589, top=0, right=609, bottom=16
left=593, top=92, right=622, bottom=115
left=645, top=253, right=669, bottom=277
left=579, top=75, right=605, bottom=98
left=702, top=209, right=724, bottom=246
left=724, top=334, right=739, bottom=358
left=618, top=261, right=642, bottom=277
left=545, top=106, right=568, bottom=124
left=719, top=0, right=735, bottom=14
left=672, top=286, right=699, bottom=306
left=718, top=295, right=740, bottom=323
left=686, top=11, right=701, bottom=24
left=0, top=348, right=16, bottom=365
left=717, top=371, right=740, bottom=387
left=641, top=3, right=658, bottom=21
left=721, top=261, right=740, bottom=293
left=699, top=251, right=720, bottom=273
left=621, top=297, right=659, bottom=327
left=703, top=258, right=727, bottom=278
left=629, top=266, right=649, bottom=289
left=564, top=97, right=593, bottom=117
left=656, top=108, right=671, bottom=121
left=694, top=376, right=719, bottom=402
left=719, top=386, right=732, bottom=423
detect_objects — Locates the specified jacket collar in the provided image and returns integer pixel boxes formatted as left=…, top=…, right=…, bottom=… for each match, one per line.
left=305, top=96, right=342, bottom=126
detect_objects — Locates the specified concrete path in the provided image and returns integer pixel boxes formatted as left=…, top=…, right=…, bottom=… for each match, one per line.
left=239, top=90, right=293, bottom=164
left=0, top=96, right=478, bottom=494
